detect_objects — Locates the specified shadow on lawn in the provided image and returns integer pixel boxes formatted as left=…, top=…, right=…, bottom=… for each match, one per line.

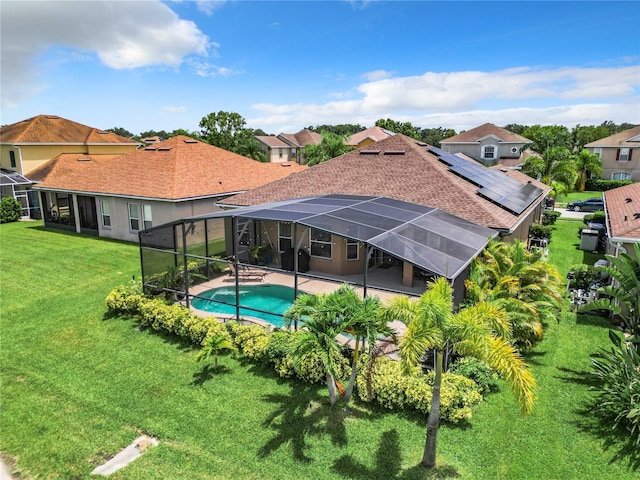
left=332, top=429, right=460, bottom=480
left=191, top=363, right=232, bottom=385
left=574, top=402, right=640, bottom=472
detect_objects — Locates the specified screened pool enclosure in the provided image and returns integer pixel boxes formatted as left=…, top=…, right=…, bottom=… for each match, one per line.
left=139, top=194, right=497, bottom=320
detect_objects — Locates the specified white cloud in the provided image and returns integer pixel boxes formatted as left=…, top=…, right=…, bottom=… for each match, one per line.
left=163, top=106, right=187, bottom=114
left=362, top=69, right=393, bottom=81
left=248, top=65, right=640, bottom=132
left=189, top=60, right=242, bottom=77
left=0, top=0, right=211, bottom=108
left=195, top=0, right=228, bottom=15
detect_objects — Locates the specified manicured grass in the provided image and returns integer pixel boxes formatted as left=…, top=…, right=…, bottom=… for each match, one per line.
left=555, top=191, right=602, bottom=207
left=1, top=221, right=637, bottom=479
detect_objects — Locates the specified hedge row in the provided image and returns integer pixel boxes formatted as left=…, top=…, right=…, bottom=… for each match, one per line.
left=585, top=179, right=634, bottom=191
left=106, top=284, right=484, bottom=423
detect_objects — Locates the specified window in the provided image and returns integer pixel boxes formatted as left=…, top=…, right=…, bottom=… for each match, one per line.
left=617, top=148, right=631, bottom=162
left=593, top=147, right=602, bottom=159
left=291, top=148, right=297, bottom=159
left=310, top=228, right=332, bottom=259
left=278, top=222, right=292, bottom=252
left=442, top=146, right=450, bottom=153
left=100, top=200, right=111, bottom=227
left=128, top=203, right=139, bottom=231
left=279, top=148, right=283, bottom=159
left=482, top=145, right=496, bottom=159
left=612, top=171, right=631, bottom=181
left=9, top=151, right=16, bottom=168
left=346, top=239, right=359, bottom=261
left=142, top=204, right=152, bottom=229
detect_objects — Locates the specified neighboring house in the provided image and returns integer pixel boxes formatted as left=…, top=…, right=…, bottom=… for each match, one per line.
left=255, top=136, right=296, bottom=163
left=255, top=129, right=322, bottom=164
left=603, top=182, right=640, bottom=260
left=440, top=123, right=531, bottom=167
left=346, top=126, right=395, bottom=148
left=0, top=169, right=36, bottom=218
left=0, top=115, right=139, bottom=219
left=585, top=125, right=640, bottom=182
left=29, top=136, right=306, bottom=242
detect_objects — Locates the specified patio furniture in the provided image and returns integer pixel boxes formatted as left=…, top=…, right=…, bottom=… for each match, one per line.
left=228, top=264, right=268, bottom=281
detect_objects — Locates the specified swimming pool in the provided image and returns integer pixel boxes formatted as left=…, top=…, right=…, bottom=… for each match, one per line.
left=191, top=284, right=303, bottom=328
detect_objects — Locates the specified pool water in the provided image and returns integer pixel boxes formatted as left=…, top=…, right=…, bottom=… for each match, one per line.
left=191, top=284, right=303, bottom=328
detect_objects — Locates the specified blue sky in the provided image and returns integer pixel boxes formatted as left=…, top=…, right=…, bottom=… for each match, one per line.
left=1, top=1, right=639, bottom=135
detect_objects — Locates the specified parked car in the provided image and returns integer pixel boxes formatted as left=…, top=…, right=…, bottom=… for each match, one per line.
left=567, top=197, right=604, bottom=212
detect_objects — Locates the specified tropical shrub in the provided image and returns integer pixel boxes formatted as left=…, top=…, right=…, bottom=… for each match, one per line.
left=355, top=355, right=482, bottom=423
left=448, top=357, right=499, bottom=396
left=226, top=322, right=271, bottom=360
left=542, top=210, right=561, bottom=225
left=583, top=211, right=606, bottom=225
left=567, top=263, right=601, bottom=290
left=529, top=223, right=553, bottom=241
left=585, top=178, right=633, bottom=191
left=589, top=330, right=640, bottom=445
left=106, top=282, right=145, bottom=315
left=0, top=197, right=22, bottom=223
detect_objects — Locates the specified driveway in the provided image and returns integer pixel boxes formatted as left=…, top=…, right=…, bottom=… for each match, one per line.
left=555, top=208, right=587, bottom=219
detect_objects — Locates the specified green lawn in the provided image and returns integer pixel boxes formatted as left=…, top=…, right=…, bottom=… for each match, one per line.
left=1, top=221, right=636, bottom=479
left=555, top=191, right=602, bottom=208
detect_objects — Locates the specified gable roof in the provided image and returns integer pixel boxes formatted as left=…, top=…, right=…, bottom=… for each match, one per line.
left=278, top=129, right=322, bottom=147
left=255, top=135, right=291, bottom=148
left=0, top=115, right=138, bottom=145
left=29, top=136, right=306, bottom=201
left=604, top=182, right=640, bottom=241
left=346, top=126, right=395, bottom=146
left=585, top=125, right=640, bottom=148
left=220, top=134, right=549, bottom=231
left=441, top=123, right=531, bottom=144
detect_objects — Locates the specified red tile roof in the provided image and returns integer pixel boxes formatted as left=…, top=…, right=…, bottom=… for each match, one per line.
left=604, top=182, right=640, bottom=240
left=222, top=134, right=548, bottom=231
left=441, top=123, right=530, bottom=144
left=29, top=136, right=306, bottom=200
left=0, top=115, right=138, bottom=145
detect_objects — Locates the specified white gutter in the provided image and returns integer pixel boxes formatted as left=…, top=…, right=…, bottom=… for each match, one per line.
left=30, top=186, right=248, bottom=203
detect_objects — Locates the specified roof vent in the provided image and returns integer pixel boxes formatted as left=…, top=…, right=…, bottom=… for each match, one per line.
left=144, top=147, right=157, bottom=151
left=415, top=141, right=427, bottom=147
left=383, top=150, right=405, bottom=155
left=77, top=157, right=91, bottom=162
left=634, top=213, right=640, bottom=220
left=97, top=130, right=109, bottom=134
left=157, top=147, right=172, bottom=151
left=184, top=139, right=198, bottom=144
left=625, top=197, right=632, bottom=203
left=360, top=150, right=380, bottom=155
left=500, top=168, right=508, bottom=172
left=45, top=115, right=60, bottom=119
left=280, top=163, right=291, bottom=167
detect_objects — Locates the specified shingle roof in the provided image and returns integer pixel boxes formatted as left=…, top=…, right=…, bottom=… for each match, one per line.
left=441, top=123, right=531, bottom=144
left=256, top=136, right=291, bottom=148
left=0, top=115, right=138, bottom=145
left=604, top=182, right=640, bottom=240
left=346, top=126, right=395, bottom=146
left=278, top=129, right=322, bottom=147
left=585, top=125, right=640, bottom=147
left=221, top=134, right=548, bottom=231
left=29, top=136, right=306, bottom=200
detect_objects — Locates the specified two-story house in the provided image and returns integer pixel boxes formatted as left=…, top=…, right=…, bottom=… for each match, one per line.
left=440, top=123, right=531, bottom=167
left=256, top=129, right=322, bottom=164
left=585, top=125, right=640, bottom=182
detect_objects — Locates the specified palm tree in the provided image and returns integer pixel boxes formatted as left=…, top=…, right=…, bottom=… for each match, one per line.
left=382, top=277, right=537, bottom=468
left=522, top=146, right=576, bottom=193
left=580, top=242, right=640, bottom=343
left=465, top=240, right=563, bottom=349
left=196, top=332, right=236, bottom=369
left=572, top=149, right=602, bottom=192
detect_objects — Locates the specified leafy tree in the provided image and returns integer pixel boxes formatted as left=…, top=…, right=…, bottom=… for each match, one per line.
left=107, top=127, right=134, bottom=138
left=381, top=277, right=536, bottom=468
left=238, top=138, right=267, bottom=162
left=418, top=127, right=456, bottom=147
left=522, top=146, right=576, bottom=190
left=199, top=111, right=256, bottom=155
left=0, top=197, right=22, bottom=223
left=523, top=125, right=572, bottom=154
left=304, top=131, right=350, bottom=166
left=196, top=331, right=236, bottom=369
left=571, top=124, right=610, bottom=152
left=139, top=129, right=169, bottom=140
left=465, top=240, right=563, bottom=350
left=252, top=128, right=269, bottom=136
left=308, top=124, right=366, bottom=136
left=573, top=149, right=602, bottom=191
left=375, top=118, right=421, bottom=139
left=580, top=242, right=640, bottom=343
left=503, top=123, right=529, bottom=135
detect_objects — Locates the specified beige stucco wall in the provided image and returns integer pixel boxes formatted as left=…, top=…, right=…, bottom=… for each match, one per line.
left=498, top=202, right=544, bottom=244
left=441, top=140, right=524, bottom=166
left=591, top=147, right=640, bottom=181
left=1, top=144, right=137, bottom=174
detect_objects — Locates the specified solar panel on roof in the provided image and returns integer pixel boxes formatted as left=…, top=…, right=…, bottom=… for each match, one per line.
left=479, top=182, right=542, bottom=215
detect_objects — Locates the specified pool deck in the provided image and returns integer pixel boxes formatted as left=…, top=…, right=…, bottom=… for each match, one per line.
left=187, top=265, right=420, bottom=356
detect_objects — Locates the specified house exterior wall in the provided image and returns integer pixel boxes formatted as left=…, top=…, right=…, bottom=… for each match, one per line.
left=588, top=146, right=640, bottom=181
left=498, top=203, right=543, bottom=244
left=258, top=144, right=296, bottom=163
left=441, top=140, right=525, bottom=166
left=1, top=144, right=136, bottom=174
